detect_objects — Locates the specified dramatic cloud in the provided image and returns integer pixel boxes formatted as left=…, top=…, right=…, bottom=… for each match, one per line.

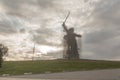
left=82, top=0, right=120, bottom=60
left=0, top=0, right=120, bottom=61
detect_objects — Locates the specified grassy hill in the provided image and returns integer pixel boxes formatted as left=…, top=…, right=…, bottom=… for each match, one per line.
left=0, top=59, right=120, bottom=76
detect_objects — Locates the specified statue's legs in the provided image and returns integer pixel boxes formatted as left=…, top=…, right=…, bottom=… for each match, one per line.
left=70, top=46, right=80, bottom=60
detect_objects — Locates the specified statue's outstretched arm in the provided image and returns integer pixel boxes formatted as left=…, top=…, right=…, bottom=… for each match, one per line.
left=75, top=34, right=82, bottom=37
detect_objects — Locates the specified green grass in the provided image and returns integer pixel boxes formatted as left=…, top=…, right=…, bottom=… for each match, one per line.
left=0, top=59, right=120, bottom=76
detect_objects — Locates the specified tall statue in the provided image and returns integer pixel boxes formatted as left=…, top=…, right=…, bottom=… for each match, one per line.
left=62, top=12, right=82, bottom=59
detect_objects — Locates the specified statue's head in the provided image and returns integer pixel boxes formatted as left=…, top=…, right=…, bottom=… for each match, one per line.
left=69, top=27, right=74, bottom=33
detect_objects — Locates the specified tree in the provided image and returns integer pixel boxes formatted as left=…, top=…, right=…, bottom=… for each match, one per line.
left=0, top=44, right=8, bottom=68
left=0, top=44, right=8, bottom=56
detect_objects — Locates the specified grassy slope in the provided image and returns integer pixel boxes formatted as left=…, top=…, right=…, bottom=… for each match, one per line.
left=0, top=59, right=120, bottom=75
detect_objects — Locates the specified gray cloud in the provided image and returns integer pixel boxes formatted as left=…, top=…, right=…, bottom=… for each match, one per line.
left=82, top=0, right=120, bottom=60
left=0, top=0, right=55, bottom=17
left=0, top=15, right=17, bottom=35
left=37, top=0, right=55, bottom=8
left=0, top=0, right=120, bottom=61
left=84, top=28, right=119, bottom=44
left=0, top=13, right=28, bottom=35
left=19, top=28, right=26, bottom=33
left=30, top=27, right=62, bottom=47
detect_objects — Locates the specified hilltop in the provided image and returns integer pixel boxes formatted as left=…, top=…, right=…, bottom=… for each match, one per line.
left=0, top=59, right=120, bottom=76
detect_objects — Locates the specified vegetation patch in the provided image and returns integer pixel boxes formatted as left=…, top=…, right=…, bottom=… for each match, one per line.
left=0, top=59, right=120, bottom=76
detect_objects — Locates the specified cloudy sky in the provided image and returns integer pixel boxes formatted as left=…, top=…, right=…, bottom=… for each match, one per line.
left=0, top=0, right=120, bottom=61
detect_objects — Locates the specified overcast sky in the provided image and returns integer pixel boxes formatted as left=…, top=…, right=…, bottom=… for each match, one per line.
left=0, top=0, right=120, bottom=61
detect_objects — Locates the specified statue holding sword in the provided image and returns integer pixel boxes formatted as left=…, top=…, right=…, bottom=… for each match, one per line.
left=62, top=12, right=82, bottom=59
